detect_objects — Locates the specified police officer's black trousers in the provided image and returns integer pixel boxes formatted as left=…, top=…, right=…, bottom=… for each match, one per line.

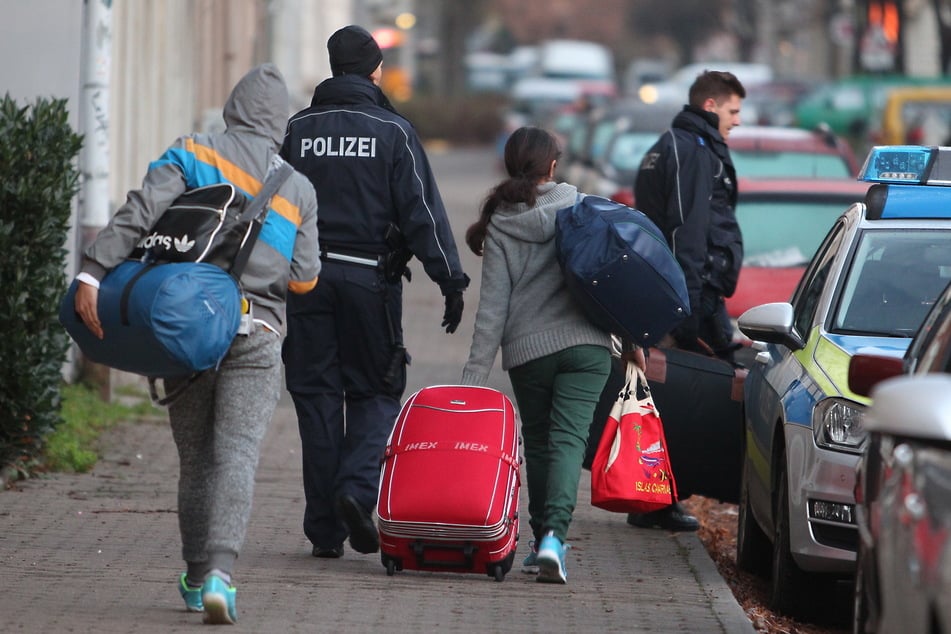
left=283, top=261, right=406, bottom=549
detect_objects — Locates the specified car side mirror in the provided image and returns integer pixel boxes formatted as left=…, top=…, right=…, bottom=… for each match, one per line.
left=737, top=303, right=804, bottom=350
left=866, top=375, right=951, bottom=439
left=847, top=353, right=904, bottom=397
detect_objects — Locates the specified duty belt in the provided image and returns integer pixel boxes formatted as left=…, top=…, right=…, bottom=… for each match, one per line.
left=321, top=250, right=381, bottom=269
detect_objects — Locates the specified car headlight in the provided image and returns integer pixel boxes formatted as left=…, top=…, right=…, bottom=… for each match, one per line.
left=813, top=398, right=867, bottom=453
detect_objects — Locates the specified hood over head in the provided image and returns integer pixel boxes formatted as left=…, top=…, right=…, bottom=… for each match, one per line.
left=223, top=63, right=289, bottom=148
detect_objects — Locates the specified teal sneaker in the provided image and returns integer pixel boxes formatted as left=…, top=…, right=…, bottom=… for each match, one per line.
left=536, top=531, right=568, bottom=584
left=201, top=574, right=237, bottom=625
left=521, top=540, right=539, bottom=574
left=178, top=573, right=203, bottom=612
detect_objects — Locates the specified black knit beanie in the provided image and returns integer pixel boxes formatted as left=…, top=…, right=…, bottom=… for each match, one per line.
left=328, top=25, right=383, bottom=77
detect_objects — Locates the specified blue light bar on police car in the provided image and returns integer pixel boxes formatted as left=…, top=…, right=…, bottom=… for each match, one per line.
left=860, top=146, right=936, bottom=184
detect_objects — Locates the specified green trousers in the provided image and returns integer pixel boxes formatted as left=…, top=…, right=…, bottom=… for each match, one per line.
left=508, top=344, right=610, bottom=544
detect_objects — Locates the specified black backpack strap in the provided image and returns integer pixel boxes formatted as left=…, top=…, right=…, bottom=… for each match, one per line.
left=231, top=159, right=296, bottom=279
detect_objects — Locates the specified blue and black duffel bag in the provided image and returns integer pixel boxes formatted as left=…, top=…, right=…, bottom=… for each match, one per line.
left=59, top=260, right=242, bottom=378
left=555, top=194, right=690, bottom=347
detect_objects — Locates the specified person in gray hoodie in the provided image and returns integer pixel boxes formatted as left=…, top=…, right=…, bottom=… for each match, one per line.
left=72, top=63, right=320, bottom=625
left=461, top=126, right=614, bottom=584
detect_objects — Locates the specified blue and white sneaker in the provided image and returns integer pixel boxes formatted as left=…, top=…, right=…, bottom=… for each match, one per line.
left=535, top=531, right=568, bottom=584
left=521, top=540, right=539, bottom=574
left=178, top=573, right=203, bottom=612
left=201, top=573, right=237, bottom=625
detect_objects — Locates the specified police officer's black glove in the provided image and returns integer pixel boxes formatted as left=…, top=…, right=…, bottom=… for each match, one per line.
left=700, top=286, right=720, bottom=316
left=671, top=312, right=701, bottom=350
left=441, top=291, right=464, bottom=334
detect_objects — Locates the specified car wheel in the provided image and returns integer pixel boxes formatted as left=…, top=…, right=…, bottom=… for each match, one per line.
left=736, top=442, right=770, bottom=577
left=769, top=460, right=819, bottom=620
left=852, top=537, right=879, bottom=634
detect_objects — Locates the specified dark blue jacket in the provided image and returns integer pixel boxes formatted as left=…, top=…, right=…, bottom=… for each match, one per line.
left=634, top=106, right=743, bottom=310
left=280, top=75, right=468, bottom=294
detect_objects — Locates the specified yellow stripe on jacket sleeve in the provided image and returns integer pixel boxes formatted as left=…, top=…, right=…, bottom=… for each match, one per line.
left=289, top=277, right=319, bottom=294
left=188, top=140, right=303, bottom=226
left=269, top=194, right=302, bottom=226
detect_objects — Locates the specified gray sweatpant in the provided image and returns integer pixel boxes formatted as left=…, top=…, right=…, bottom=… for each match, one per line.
left=167, top=327, right=281, bottom=581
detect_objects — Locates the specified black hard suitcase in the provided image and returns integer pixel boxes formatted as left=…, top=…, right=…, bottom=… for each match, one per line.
left=585, top=347, right=746, bottom=504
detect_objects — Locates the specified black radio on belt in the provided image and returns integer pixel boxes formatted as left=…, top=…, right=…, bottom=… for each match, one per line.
left=382, top=222, right=412, bottom=283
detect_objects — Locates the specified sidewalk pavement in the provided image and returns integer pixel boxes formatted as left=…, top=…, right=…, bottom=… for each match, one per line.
left=0, top=394, right=754, bottom=633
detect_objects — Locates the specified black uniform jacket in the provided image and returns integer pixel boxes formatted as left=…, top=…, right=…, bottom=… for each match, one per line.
left=634, top=106, right=743, bottom=311
left=281, top=75, right=467, bottom=294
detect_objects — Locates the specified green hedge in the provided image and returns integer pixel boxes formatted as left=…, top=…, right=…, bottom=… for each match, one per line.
left=0, top=94, right=82, bottom=474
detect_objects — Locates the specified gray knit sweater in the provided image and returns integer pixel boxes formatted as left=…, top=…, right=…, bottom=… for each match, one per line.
left=460, top=181, right=611, bottom=386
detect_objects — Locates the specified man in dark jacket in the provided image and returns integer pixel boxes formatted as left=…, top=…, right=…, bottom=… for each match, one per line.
left=631, top=70, right=745, bottom=531
left=280, top=25, right=470, bottom=559
left=636, top=70, right=745, bottom=360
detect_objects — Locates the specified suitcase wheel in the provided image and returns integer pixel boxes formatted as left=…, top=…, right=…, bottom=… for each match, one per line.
left=491, top=565, right=505, bottom=582
left=381, top=553, right=401, bottom=576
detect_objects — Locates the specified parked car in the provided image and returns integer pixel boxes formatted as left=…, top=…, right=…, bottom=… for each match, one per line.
left=743, top=78, right=819, bottom=127
left=848, top=279, right=951, bottom=634
left=726, top=177, right=871, bottom=321
left=876, top=85, right=951, bottom=145
left=734, top=145, right=951, bottom=621
left=556, top=98, right=675, bottom=194
left=637, top=61, right=773, bottom=107
left=501, top=80, right=615, bottom=169
left=623, top=57, right=675, bottom=96
left=589, top=129, right=662, bottom=204
left=729, top=125, right=860, bottom=179
left=794, top=75, right=951, bottom=139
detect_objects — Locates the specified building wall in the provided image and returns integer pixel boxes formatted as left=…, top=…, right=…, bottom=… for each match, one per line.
left=110, top=0, right=351, bottom=202
left=110, top=0, right=268, bottom=200
left=0, top=0, right=82, bottom=118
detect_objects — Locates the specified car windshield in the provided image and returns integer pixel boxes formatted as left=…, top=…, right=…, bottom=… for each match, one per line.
left=737, top=198, right=848, bottom=266
left=732, top=151, right=853, bottom=178
left=607, top=132, right=657, bottom=172
left=589, top=119, right=619, bottom=162
left=834, top=229, right=951, bottom=336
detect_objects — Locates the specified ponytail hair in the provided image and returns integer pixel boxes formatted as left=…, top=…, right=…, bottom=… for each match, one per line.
left=466, top=126, right=561, bottom=255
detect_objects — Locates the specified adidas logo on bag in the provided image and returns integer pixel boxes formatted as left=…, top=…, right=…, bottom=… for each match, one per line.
left=136, top=232, right=196, bottom=254
left=174, top=235, right=196, bottom=253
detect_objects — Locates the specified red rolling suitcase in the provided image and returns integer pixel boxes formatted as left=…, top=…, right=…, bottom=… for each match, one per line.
left=377, top=385, right=521, bottom=581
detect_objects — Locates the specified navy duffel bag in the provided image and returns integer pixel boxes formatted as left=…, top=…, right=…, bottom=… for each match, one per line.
left=59, top=260, right=242, bottom=377
left=555, top=194, right=690, bottom=347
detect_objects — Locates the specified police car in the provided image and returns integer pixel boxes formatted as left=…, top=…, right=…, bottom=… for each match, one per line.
left=733, top=146, right=951, bottom=621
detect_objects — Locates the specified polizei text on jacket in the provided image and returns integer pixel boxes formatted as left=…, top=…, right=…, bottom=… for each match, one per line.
left=296, top=136, right=377, bottom=158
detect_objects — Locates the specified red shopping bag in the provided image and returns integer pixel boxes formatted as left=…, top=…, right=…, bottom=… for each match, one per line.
left=590, top=361, right=678, bottom=513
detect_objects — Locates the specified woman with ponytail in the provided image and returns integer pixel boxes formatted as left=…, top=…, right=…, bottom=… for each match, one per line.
left=460, top=126, right=613, bottom=585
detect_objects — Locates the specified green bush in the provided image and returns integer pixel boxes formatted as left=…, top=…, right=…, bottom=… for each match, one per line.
left=0, top=94, right=82, bottom=473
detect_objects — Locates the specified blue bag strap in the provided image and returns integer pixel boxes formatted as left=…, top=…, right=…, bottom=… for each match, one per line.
left=119, top=263, right=154, bottom=326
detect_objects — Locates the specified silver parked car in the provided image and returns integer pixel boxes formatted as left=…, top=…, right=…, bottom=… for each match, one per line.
left=849, top=278, right=951, bottom=634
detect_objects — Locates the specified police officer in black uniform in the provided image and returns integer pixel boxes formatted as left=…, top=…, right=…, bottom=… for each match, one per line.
left=280, top=25, right=470, bottom=558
